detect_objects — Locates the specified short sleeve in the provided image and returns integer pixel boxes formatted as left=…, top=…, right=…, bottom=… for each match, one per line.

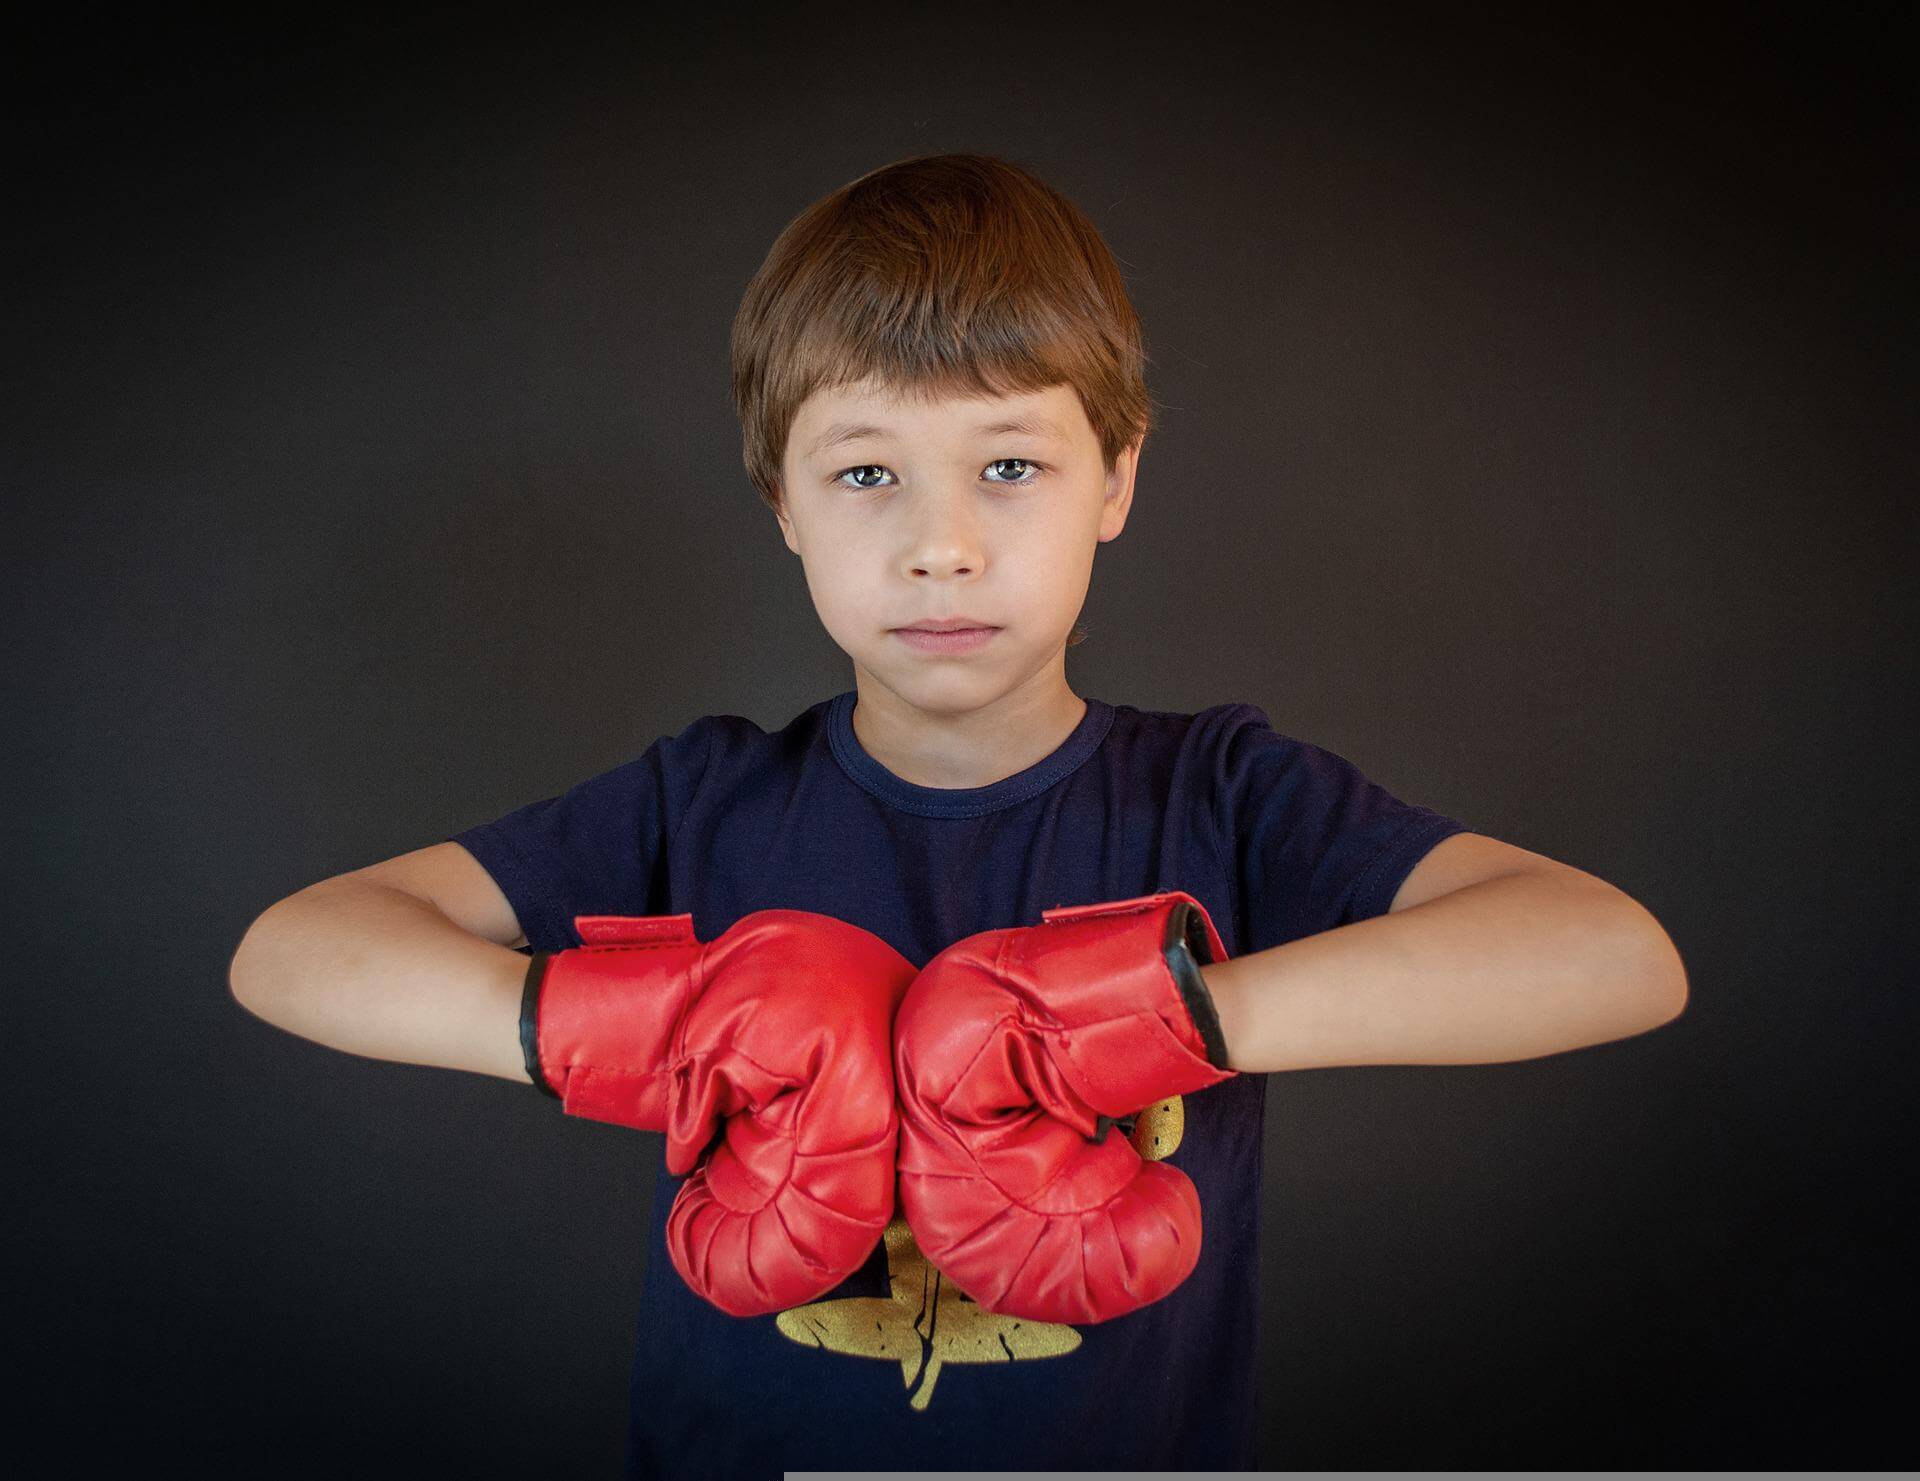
left=447, top=715, right=718, bottom=953
left=1216, top=707, right=1472, bottom=952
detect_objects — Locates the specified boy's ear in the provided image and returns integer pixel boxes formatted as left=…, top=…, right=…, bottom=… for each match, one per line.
left=773, top=485, right=800, bottom=554
left=1099, top=436, right=1143, bottom=543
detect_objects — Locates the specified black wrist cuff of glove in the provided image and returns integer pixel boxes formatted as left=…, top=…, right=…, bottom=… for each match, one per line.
left=520, top=953, right=559, bottom=1099
left=1164, top=899, right=1232, bottom=1070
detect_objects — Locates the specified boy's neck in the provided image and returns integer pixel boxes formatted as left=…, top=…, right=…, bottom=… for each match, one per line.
left=849, top=675, right=1088, bottom=791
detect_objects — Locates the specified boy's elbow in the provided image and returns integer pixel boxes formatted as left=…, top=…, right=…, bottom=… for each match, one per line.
left=1629, top=906, right=1689, bottom=1027
left=227, top=908, right=284, bottom=1018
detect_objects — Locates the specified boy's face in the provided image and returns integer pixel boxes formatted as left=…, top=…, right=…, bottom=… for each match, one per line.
left=775, top=378, right=1139, bottom=724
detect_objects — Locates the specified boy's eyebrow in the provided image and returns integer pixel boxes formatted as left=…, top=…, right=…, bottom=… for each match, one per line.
left=808, top=414, right=1065, bottom=458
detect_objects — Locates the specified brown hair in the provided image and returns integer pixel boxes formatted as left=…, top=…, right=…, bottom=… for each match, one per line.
left=730, top=152, right=1158, bottom=523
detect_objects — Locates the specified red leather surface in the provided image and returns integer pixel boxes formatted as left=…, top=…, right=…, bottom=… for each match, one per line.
left=536, top=908, right=917, bottom=1317
left=893, top=891, right=1239, bottom=1324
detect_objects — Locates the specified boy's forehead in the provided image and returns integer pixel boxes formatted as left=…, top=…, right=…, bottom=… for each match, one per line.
left=793, top=378, right=1080, bottom=435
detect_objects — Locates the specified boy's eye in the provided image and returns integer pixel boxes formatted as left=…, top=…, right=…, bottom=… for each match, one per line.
left=830, top=458, right=1043, bottom=491
left=834, top=465, right=890, bottom=491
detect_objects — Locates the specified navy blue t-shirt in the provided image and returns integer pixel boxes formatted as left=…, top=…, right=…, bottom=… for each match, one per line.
left=450, top=689, right=1470, bottom=1478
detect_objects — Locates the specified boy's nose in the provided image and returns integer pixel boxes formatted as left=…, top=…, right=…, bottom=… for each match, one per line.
left=902, top=485, right=986, bottom=575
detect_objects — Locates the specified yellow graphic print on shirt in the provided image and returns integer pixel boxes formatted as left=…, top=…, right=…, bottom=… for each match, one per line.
left=773, top=1094, right=1188, bottom=1410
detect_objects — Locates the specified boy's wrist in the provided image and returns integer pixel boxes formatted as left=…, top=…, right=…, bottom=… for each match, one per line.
left=1196, top=961, right=1243, bottom=1073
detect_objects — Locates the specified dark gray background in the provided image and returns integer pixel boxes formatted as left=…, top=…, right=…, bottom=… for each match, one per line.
left=8, top=3, right=1911, bottom=1473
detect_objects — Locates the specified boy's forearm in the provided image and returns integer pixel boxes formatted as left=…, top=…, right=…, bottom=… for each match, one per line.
left=1199, top=872, right=1688, bottom=1073
left=229, top=878, right=533, bottom=1084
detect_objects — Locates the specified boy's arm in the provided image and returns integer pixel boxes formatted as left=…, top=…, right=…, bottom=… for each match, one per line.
left=1200, top=832, right=1689, bottom=1073
left=228, top=876, right=533, bottom=1084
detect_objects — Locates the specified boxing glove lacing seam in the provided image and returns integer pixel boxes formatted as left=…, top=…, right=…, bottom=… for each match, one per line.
left=906, top=1010, right=1176, bottom=1217
left=964, top=1182, right=1145, bottom=1310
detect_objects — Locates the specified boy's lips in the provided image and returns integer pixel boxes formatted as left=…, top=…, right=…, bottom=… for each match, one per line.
left=894, top=625, right=999, bottom=654
left=896, top=618, right=997, bottom=632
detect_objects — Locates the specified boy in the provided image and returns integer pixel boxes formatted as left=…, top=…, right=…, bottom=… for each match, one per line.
left=229, top=152, right=1688, bottom=1475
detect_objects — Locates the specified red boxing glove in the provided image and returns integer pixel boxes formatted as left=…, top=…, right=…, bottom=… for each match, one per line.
left=521, top=910, right=917, bottom=1317
left=893, top=891, right=1238, bottom=1324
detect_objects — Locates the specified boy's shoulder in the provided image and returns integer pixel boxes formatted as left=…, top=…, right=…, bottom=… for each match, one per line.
left=1109, top=697, right=1284, bottom=753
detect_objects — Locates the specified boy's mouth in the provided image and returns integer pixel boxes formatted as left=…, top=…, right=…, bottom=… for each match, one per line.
left=896, top=616, right=997, bottom=632
left=893, top=625, right=1000, bottom=654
